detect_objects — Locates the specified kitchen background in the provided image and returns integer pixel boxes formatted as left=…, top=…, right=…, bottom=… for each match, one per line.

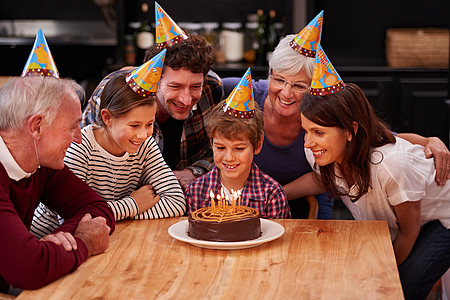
left=0, top=0, right=449, bottom=146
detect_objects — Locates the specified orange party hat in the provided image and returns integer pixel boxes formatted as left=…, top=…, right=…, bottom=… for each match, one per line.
left=155, top=2, right=188, bottom=50
left=289, top=10, right=324, bottom=57
left=21, top=28, right=59, bottom=78
left=125, top=49, right=166, bottom=97
left=310, top=44, right=344, bottom=96
left=222, top=68, right=255, bottom=119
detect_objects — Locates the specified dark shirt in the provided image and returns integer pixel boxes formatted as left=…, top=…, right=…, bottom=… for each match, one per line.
left=158, top=117, right=184, bottom=170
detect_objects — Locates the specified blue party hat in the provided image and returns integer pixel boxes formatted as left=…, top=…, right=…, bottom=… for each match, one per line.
left=21, top=28, right=59, bottom=78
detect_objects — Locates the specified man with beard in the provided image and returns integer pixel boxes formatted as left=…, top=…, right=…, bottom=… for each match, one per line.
left=81, top=34, right=223, bottom=190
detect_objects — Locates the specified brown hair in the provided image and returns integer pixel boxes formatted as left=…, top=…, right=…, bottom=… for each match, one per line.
left=144, top=35, right=214, bottom=75
left=300, top=83, right=396, bottom=201
left=98, top=72, right=157, bottom=125
left=206, top=100, right=264, bottom=150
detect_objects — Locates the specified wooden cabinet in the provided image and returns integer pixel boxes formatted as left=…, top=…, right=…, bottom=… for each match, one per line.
left=341, top=74, right=397, bottom=129
left=340, top=68, right=449, bottom=147
left=398, top=77, right=449, bottom=146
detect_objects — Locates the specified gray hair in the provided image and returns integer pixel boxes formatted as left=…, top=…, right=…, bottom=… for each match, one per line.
left=268, top=34, right=315, bottom=79
left=0, top=76, right=84, bottom=131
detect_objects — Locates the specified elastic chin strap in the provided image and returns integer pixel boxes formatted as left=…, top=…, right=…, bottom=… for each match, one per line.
left=33, top=139, right=41, bottom=169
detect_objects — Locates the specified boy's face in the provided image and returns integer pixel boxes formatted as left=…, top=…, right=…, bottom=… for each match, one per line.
left=212, top=133, right=262, bottom=186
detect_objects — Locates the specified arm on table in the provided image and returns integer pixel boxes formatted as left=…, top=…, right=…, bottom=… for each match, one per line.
left=133, top=137, right=186, bottom=219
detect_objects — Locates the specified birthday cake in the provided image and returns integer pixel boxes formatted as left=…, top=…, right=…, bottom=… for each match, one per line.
left=187, top=205, right=262, bottom=242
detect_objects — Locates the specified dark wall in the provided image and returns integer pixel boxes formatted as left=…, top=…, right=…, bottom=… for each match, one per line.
left=0, top=0, right=115, bottom=83
left=128, top=0, right=292, bottom=28
left=308, top=0, right=450, bottom=66
left=0, top=0, right=104, bottom=20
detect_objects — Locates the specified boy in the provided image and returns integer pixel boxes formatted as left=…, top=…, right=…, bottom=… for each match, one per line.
left=186, top=68, right=290, bottom=219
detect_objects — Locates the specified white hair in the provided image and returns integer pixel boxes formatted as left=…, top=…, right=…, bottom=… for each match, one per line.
left=0, top=76, right=84, bottom=131
left=268, top=34, right=315, bottom=79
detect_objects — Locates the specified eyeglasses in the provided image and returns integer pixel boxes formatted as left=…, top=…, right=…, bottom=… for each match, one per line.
left=269, top=75, right=310, bottom=93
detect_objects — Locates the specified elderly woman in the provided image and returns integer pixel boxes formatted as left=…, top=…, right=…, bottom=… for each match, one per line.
left=223, top=35, right=450, bottom=219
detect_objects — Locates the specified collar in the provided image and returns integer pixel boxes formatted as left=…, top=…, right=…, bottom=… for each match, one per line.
left=211, top=163, right=265, bottom=204
left=0, top=136, right=35, bottom=181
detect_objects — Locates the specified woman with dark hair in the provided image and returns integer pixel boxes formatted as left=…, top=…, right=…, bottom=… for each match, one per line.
left=300, top=46, right=450, bottom=300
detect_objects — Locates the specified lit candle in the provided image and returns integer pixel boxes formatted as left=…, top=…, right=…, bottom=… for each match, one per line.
left=220, top=188, right=225, bottom=211
left=210, top=190, right=215, bottom=213
left=224, top=194, right=229, bottom=212
left=237, top=190, right=241, bottom=206
left=231, top=189, right=236, bottom=209
left=216, top=194, right=221, bottom=211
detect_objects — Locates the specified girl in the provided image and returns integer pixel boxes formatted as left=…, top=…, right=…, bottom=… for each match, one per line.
left=32, top=52, right=186, bottom=237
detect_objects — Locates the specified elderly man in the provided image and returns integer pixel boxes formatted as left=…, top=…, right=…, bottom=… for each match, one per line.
left=0, top=76, right=115, bottom=294
left=82, top=34, right=224, bottom=190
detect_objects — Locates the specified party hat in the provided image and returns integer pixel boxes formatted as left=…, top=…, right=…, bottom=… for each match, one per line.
left=289, top=10, right=324, bottom=57
left=155, top=2, right=188, bottom=50
left=222, top=68, right=255, bottom=119
left=310, top=44, right=344, bottom=96
left=21, top=28, right=59, bottom=78
left=126, top=49, right=166, bottom=97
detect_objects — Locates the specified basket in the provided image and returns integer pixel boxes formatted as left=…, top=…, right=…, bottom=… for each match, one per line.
left=386, top=28, right=449, bottom=68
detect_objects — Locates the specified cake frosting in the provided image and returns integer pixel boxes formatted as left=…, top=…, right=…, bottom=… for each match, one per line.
left=187, top=205, right=262, bottom=242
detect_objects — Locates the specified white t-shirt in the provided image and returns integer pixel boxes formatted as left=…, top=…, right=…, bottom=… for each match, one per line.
left=306, top=137, right=450, bottom=240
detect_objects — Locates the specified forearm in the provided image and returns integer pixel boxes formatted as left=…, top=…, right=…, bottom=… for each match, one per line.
left=135, top=170, right=186, bottom=219
left=0, top=212, right=88, bottom=290
left=393, top=230, right=419, bottom=266
left=396, top=133, right=428, bottom=146
left=190, top=156, right=214, bottom=173
left=283, top=172, right=326, bottom=201
left=392, top=200, right=421, bottom=266
left=133, top=193, right=186, bottom=219
left=107, top=197, right=139, bottom=221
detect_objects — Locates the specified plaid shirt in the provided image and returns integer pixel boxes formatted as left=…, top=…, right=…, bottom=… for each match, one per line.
left=81, top=69, right=224, bottom=172
left=186, top=163, right=290, bottom=219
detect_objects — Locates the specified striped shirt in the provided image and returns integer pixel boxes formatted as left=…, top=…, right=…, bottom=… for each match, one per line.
left=31, top=125, right=186, bottom=238
left=81, top=69, right=224, bottom=172
left=186, top=163, right=291, bottom=219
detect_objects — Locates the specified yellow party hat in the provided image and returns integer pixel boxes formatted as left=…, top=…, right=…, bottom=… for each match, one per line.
left=126, top=49, right=166, bottom=97
left=222, top=68, right=255, bottom=119
left=154, top=2, right=188, bottom=50
left=310, top=44, right=344, bottom=96
left=289, top=10, right=324, bottom=57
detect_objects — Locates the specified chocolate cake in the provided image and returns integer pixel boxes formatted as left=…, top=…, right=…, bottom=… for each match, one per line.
left=187, top=206, right=262, bottom=242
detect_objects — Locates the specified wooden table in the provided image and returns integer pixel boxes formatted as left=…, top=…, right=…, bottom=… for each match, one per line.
left=17, top=218, right=403, bottom=299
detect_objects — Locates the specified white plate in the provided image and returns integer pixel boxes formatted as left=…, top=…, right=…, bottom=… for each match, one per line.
left=168, top=219, right=285, bottom=250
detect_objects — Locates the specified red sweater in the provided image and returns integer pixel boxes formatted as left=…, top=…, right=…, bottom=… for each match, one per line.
left=0, top=163, right=115, bottom=293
